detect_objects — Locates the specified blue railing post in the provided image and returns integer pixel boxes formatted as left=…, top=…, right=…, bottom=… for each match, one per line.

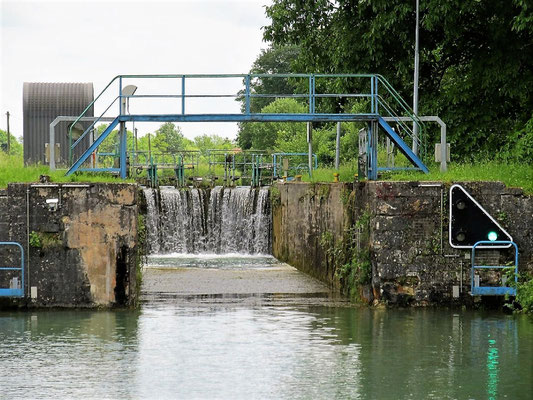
left=311, top=74, right=316, bottom=114
left=308, top=75, right=313, bottom=114
left=374, top=75, right=379, bottom=114
left=119, top=123, right=127, bottom=179
left=181, top=75, right=185, bottom=115
left=245, top=74, right=251, bottom=115
left=119, top=76, right=123, bottom=115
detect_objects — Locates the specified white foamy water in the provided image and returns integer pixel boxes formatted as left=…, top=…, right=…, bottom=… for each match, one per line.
left=143, top=186, right=271, bottom=255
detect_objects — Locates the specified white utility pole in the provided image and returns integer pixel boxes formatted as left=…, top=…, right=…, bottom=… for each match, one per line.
left=412, top=0, right=420, bottom=155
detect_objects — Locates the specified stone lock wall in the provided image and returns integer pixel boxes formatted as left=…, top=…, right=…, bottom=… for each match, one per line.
left=272, top=181, right=532, bottom=306
left=0, top=183, right=139, bottom=308
left=272, top=182, right=351, bottom=287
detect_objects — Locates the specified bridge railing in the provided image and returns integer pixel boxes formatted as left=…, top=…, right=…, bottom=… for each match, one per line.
left=68, top=74, right=425, bottom=171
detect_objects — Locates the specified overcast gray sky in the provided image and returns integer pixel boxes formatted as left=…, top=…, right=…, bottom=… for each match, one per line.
left=0, top=0, right=271, bottom=141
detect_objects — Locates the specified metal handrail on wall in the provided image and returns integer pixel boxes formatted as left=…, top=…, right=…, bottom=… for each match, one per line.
left=0, top=241, right=25, bottom=298
left=471, top=240, right=518, bottom=296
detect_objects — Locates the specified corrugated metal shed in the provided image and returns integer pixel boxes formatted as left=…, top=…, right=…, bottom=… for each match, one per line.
left=23, top=82, right=94, bottom=165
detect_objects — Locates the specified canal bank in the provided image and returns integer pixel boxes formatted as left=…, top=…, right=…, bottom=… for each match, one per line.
left=272, top=181, right=533, bottom=307
left=0, top=180, right=531, bottom=309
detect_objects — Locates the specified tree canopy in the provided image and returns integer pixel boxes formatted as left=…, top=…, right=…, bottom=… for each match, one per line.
left=237, top=44, right=301, bottom=149
left=262, top=0, right=533, bottom=161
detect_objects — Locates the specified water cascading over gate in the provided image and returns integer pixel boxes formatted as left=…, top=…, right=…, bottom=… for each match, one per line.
left=143, top=186, right=271, bottom=255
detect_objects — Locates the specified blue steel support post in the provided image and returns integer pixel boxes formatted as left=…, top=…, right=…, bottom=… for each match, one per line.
left=378, top=117, right=429, bottom=173
left=119, top=122, right=127, bottom=179
left=119, top=77, right=123, bottom=115
left=66, top=117, right=120, bottom=176
left=245, top=75, right=251, bottom=115
left=367, top=122, right=378, bottom=180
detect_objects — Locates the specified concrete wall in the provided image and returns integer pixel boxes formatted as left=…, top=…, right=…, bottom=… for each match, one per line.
left=272, top=181, right=533, bottom=306
left=272, top=183, right=351, bottom=286
left=0, top=183, right=139, bottom=308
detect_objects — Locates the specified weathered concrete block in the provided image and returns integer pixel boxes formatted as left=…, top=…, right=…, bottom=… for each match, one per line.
left=0, top=183, right=139, bottom=308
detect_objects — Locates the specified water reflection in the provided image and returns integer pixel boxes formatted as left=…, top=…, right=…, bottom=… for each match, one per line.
left=0, top=310, right=140, bottom=399
left=1, top=286, right=532, bottom=398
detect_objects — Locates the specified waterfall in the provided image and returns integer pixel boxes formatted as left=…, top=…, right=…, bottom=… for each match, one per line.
left=143, top=186, right=272, bottom=255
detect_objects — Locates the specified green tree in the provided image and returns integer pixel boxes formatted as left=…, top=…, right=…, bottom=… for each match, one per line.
left=152, top=122, right=185, bottom=153
left=193, top=134, right=234, bottom=154
left=237, top=44, right=301, bottom=149
left=0, top=129, right=23, bottom=156
left=263, top=0, right=533, bottom=160
left=243, top=98, right=307, bottom=150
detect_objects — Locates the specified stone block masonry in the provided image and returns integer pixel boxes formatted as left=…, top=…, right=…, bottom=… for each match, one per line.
left=0, top=183, right=139, bottom=308
left=272, top=181, right=532, bottom=306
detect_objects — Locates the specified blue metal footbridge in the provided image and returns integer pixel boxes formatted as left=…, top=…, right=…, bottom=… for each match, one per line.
left=66, top=73, right=429, bottom=179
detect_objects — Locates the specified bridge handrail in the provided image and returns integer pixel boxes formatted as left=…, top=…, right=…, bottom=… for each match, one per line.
left=69, top=73, right=426, bottom=171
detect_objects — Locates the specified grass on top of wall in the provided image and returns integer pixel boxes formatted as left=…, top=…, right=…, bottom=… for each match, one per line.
left=0, top=154, right=134, bottom=188
left=2, top=152, right=531, bottom=195
left=301, top=161, right=533, bottom=195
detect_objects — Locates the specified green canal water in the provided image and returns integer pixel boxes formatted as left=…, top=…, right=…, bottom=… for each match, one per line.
left=1, top=256, right=532, bottom=399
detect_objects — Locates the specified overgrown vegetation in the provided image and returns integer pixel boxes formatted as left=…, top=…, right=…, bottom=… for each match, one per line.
left=334, top=211, right=372, bottom=300
left=28, top=231, right=41, bottom=248
left=317, top=209, right=373, bottom=302
left=270, top=186, right=281, bottom=208
left=515, top=275, right=533, bottom=314
left=0, top=153, right=135, bottom=188
left=388, top=161, right=533, bottom=194
left=299, top=162, right=533, bottom=195
left=28, top=231, right=61, bottom=249
left=505, top=270, right=533, bottom=314
left=135, top=213, right=147, bottom=304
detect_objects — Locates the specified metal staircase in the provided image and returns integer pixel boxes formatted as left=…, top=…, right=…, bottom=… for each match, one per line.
left=65, top=74, right=429, bottom=179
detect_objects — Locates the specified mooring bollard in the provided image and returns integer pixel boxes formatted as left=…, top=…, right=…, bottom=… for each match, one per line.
left=333, top=172, right=339, bottom=183
left=294, top=175, right=302, bottom=182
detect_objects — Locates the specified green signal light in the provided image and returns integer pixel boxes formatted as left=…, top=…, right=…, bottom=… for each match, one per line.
left=488, top=231, right=498, bottom=241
